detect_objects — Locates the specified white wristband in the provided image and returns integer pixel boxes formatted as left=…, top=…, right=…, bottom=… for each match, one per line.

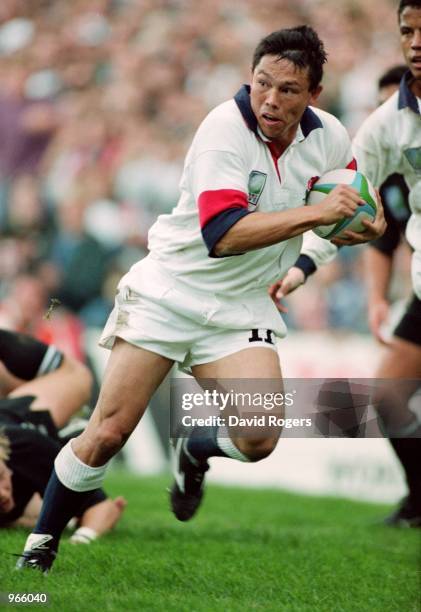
left=70, top=526, right=98, bottom=544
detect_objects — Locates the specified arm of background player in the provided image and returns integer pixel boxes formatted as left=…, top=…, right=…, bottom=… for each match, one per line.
left=364, top=248, right=394, bottom=344
left=0, top=329, right=91, bottom=419
left=8, top=355, right=92, bottom=430
left=363, top=204, right=402, bottom=344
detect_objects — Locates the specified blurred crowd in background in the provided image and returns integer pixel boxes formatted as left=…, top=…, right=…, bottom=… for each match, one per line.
left=0, top=0, right=412, bottom=361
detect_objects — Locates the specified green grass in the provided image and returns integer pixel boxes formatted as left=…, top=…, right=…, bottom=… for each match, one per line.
left=0, top=472, right=419, bottom=612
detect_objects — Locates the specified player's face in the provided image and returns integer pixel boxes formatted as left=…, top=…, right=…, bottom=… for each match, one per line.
left=250, top=55, right=322, bottom=147
left=400, top=6, right=421, bottom=92
left=0, top=460, right=14, bottom=514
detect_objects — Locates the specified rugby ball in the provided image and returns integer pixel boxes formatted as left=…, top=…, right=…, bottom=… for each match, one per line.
left=306, top=169, right=377, bottom=239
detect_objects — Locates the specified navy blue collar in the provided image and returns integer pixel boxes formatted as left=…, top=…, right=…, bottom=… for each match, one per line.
left=234, top=84, right=323, bottom=139
left=398, top=71, right=420, bottom=115
left=300, top=105, right=323, bottom=137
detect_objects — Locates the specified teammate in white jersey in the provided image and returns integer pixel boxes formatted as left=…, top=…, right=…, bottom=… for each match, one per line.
left=17, top=26, right=385, bottom=573
left=275, top=1, right=421, bottom=527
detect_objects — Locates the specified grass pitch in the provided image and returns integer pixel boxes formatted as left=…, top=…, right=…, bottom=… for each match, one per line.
left=0, top=471, right=419, bottom=612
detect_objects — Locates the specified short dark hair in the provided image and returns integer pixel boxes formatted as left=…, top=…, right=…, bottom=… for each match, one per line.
left=378, top=64, right=407, bottom=89
left=252, top=26, right=327, bottom=92
left=398, top=0, right=421, bottom=17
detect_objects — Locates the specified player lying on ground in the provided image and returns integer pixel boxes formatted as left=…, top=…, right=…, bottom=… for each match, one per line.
left=0, top=329, right=126, bottom=545
left=271, top=0, right=421, bottom=527
left=17, top=25, right=385, bottom=574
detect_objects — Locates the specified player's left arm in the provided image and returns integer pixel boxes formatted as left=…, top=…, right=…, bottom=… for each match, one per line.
left=329, top=120, right=387, bottom=246
left=270, top=191, right=387, bottom=310
left=269, top=119, right=388, bottom=308
left=268, top=266, right=307, bottom=312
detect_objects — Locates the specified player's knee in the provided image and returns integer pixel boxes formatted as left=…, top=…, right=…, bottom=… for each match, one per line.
left=235, top=437, right=278, bottom=462
left=94, top=419, right=128, bottom=457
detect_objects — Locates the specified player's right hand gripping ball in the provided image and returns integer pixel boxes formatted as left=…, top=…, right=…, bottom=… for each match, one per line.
left=306, top=169, right=377, bottom=239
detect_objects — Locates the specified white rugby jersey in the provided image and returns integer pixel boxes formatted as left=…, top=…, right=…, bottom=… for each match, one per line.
left=355, top=72, right=421, bottom=298
left=301, top=72, right=421, bottom=296
left=354, top=72, right=420, bottom=232
left=139, top=85, right=355, bottom=302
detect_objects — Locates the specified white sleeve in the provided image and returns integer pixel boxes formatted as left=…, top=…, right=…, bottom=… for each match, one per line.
left=326, top=118, right=355, bottom=170
left=300, top=231, right=338, bottom=268
left=189, top=150, right=249, bottom=201
left=186, top=106, right=251, bottom=201
left=352, top=112, right=395, bottom=188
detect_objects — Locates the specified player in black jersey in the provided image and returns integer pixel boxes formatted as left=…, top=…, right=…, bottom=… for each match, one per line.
left=0, top=329, right=126, bottom=566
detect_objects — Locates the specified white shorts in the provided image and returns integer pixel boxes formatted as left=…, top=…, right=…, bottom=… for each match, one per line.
left=100, top=257, right=285, bottom=372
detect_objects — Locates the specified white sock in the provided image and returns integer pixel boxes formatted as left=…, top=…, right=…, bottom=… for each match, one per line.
left=216, top=430, right=250, bottom=462
left=70, top=526, right=98, bottom=544
left=54, top=440, right=109, bottom=492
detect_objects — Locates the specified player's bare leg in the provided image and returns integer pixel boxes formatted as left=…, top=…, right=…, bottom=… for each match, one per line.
left=170, top=347, right=283, bottom=520
left=193, top=347, right=283, bottom=458
left=72, top=339, right=174, bottom=466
